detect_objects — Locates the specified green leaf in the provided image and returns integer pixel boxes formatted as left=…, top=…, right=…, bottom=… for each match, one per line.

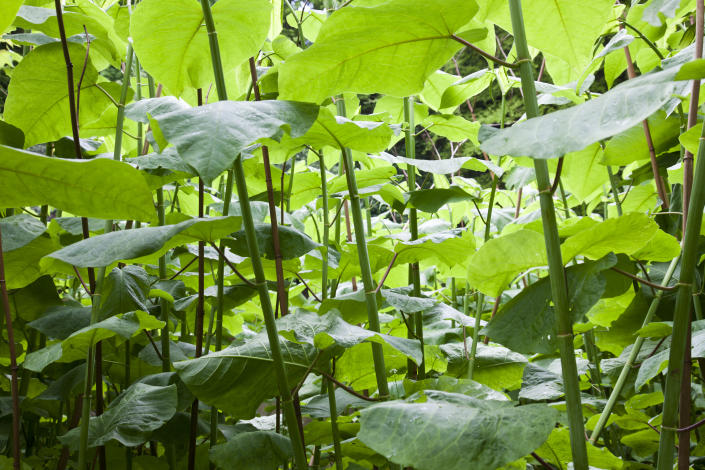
left=7, top=275, right=61, bottom=322
left=372, top=152, right=470, bottom=175
left=210, top=431, right=293, bottom=470
left=3, top=42, right=118, bottom=147
left=483, top=256, right=616, bottom=354
left=391, top=376, right=507, bottom=401
left=60, top=383, right=177, bottom=448
left=394, top=230, right=475, bottom=268
left=561, top=213, right=658, bottom=260
left=277, top=311, right=423, bottom=364
left=278, top=0, right=481, bottom=103
left=536, top=427, right=623, bottom=470
left=467, top=229, right=546, bottom=297
left=561, top=143, right=608, bottom=203
left=442, top=340, right=528, bottom=390
left=0, top=0, right=23, bottom=34
left=643, top=0, right=682, bottom=26
left=439, top=69, right=494, bottom=110
left=155, top=100, right=319, bottom=183
left=0, top=213, right=46, bottom=253
left=0, top=145, right=156, bottom=223
left=27, top=305, right=91, bottom=340
left=130, top=0, right=271, bottom=96
left=479, top=66, right=693, bottom=159
left=602, top=112, right=681, bottom=166
left=3, top=235, right=59, bottom=289
left=101, top=266, right=152, bottom=318
left=24, top=311, right=165, bottom=372
left=174, top=333, right=316, bottom=418
left=358, top=391, right=557, bottom=470
left=424, top=114, right=480, bottom=143
left=225, top=224, right=319, bottom=261
left=407, top=186, right=477, bottom=213
left=45, top=217, right=240, bottom=268
left=483, top=0, right=613, bottom=84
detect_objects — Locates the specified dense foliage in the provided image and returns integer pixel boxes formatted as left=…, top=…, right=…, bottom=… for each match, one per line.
left=1, top=0, right=705, bottom=469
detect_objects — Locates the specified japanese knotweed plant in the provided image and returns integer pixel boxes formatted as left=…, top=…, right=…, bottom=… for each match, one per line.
left=2, top=0, right=705, bottom=469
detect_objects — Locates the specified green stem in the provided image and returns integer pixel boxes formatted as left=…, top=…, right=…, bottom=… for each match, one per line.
left=196, top=1, right=308, bottom=467
left=656, top=117, right=705, bottom=470
left=606, top=167, right=622, bottom=217
left=404, top=96, right=425, bottom=379
left=467, top=290, right=482, bottom=379
left=333, top=98, right=391, bottom=397
left=319, top=154, right=330, bottom=301
left=508, top=2, right=589, bottom=468
left=326, top=372, right=344, bottom=470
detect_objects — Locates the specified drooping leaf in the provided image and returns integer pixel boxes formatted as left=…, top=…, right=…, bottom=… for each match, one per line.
left=100, top=266, right=153, bottom=318
left=154, top=100, right=319, bottom=183
left=3, top=42, right=120, bottom=146
left=358, top=391, right=557, bottom=470
left=561, top=143, right=608, bottom=203
left=479, top=65, right=694, bottom=159
left=277, top=311, right=423, bottom=364
left=224, top=224, right=319, bottom=261
left=372, top=152, right=471, bottom=175
left=394, top=230, right=475, bottom=268
left=536, top=427, right=623, bottom=470
left=210, top=431, right=293, bottom=470
left=602, top=112, right=681, bottom=166
left=278, top=0, right=483, bottom=103
left=561, top=213, right=658, bottom=260
left=27, top=305, right=91, bottom=340
left=0, top=213, right=46, bottom=252
left=0, top=145, right=156, bottom=223
left=0, top=0, right=24, bottom=35
left=407, top=187, right=477, bottom=213
left=483, top=255, right=616, bottom=354
left=642, top=0, right=682, bottom=26
left=174, top=333, right=316, bottom=418
left=45, top=217, right=240, bottom=268
left=24, top=311, right=165, bottom=372
left=60, top=383, right=177, bottom=448
left=130, top=0, right=271, bottom=96
left=3, top=235, right=60, bottom=289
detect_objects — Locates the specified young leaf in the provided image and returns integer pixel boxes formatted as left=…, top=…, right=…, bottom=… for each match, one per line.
left=210, top=431, right=293, bottom=470
left=0, top=145, right=156, bottom=223
left=358, top=391, right=558, bottom=470
left=278, top=0, right=483, bottom=103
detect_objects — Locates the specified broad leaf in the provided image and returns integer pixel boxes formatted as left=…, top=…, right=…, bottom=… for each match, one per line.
left=1, top=0, right=24, bottom=35
left=45, top=217, right=240, bottom=268
left=0, top=213, right=46, bottom=252
left=130, top=0, right=271, bottom=96
left=561, top=213, right=658, bottom=260
left=3, top=42, right=119, bottom=146
left=372, top=152, right=471, bottom=175
left=210, top=431, right=293, bottom=470
left=394, top=230, right=475, bottom=268
left=278, top=0, right=482, bottom=103
left=225, top=224, right=319, bottom=261
left=358, top=391, right=557, bottom=470
left=0, top=145, right=156, bottom=223
left=479, top=66, right=694, bottom=159
left=61, top=383, right=177, bottom=448
left=155, top=100, right=319, bottom=183
left=174, top=333, right=316, bottom=418
left=277, top=311, right=423, bottom=364
left=407, top=187, right=477, bottom=213
left=101, top=266, right=152, bottom=318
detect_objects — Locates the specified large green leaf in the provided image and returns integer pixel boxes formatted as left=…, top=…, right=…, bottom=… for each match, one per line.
left=602, top=112, right=681, bottom=166
left=278, top=0, right=482, bottom=103
left=154, top=100, right=319, bottom=183
left=483, top=0, right=613, bottom=84
left=0, top=145, right=155, bottom=223
left=561, top=143, right=608, bottom=203
left=61, top=382, right=177, bottom=448
left=1, top=0, right=23, bottom=34
left=277, top=311, right=423, bottom=364
left=479, top=66, right=693, bottom=159
left=3, top=42, right=119, bottom=147
left=561, top=213, right=658, bottom=260
left=210, top=431, right=293, bottom=470
left=467, top=229, right=546, bottom=297
left=225, top=224, right=319, bottom=261
left=174, top=333, right=316, bottom=418
left=483, top=256, right=616, bottom=354
left=407, top=187, right=477, bottom=213
left=130, top=0, right=271, bottom=96
left=45, top=217, right=240, bottom=268
left=100, top=266, right=152, bottom=318
left=23, top=311, right=165, bottom=372
left=0, top=213, right=46, bottom=252
left=394, top=230, right=475, bottom=268
left=358, top=391, right=557, bottom=470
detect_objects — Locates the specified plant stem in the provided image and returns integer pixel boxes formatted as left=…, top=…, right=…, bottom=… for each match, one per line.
left=467, top=290, right=482, bottom=379
left=404, top=96, right=425, bottom=379
left=508, top=2, right=589, bottom=468
left=606, top=166, right=623, bottom=217
left=0, top=226, right=21, bottom=470
left=331, top=98, right=391, bottom=397
left=326, top=374, right=344, bottom=470
left=656, top=118, right=705, bottom=470
left=319, top=153, right=331, bottom=301
left=196, top=1, right=308, bottom=467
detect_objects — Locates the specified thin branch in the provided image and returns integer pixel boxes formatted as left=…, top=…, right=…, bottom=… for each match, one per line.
left=168, top=256, right=197, bottom=281
left=550, top=157, right=564, bottom=195
left=143, top=330, right=164, bottom=362
left=315, top=371, right=383, bottom=402
left=295, top=272, right=322, bottom=303
left=208, top=242, right=257, bottom=288
left=451, top=34, right=524, bottom=69
left=72, top=266, right=91, bottom=295
left=75, top=26, right=91, bottom=119
left=610, top=267, right=677, bottom=292
left=291, top=351, right=321, bottom=398
left=374, top=252, right=399, bottom=294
